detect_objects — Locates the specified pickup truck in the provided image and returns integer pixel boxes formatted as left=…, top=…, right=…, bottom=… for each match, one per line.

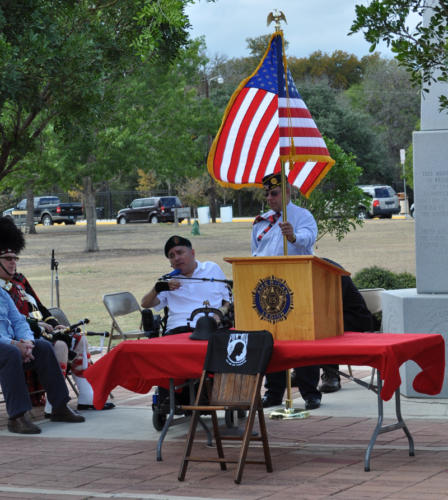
left=2, top=196, right=83, bottom=226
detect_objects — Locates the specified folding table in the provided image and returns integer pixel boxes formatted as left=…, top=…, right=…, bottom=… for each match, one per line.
left=85, top=332, right=445, bottom=469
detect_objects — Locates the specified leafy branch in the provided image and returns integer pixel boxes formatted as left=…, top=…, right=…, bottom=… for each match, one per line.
left=350, top=0, right=448, bottom=110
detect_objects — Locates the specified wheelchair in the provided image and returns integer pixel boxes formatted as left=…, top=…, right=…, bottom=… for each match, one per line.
left=145, top=303, right=245, bottom=432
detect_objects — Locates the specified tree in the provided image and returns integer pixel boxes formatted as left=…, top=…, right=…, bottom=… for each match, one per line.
left=51, top=37, right=220, bottom=250
left=0, top=0, right=191, bottom=247
left=298, top=138, right=367, bottom=241
left=0, top=1, right=191, bottom=181
left=136, top=169, right=157, bottom=196
left=297, top=80, right=388, bottom=183
left=0, top=1, right=193, bottom=250
left=0, top=126, right=63, bottom=233
left=345, top=57, right=420, bottom=185
left=350, top=0, right=448, bottom=109
left=288, top=50, right=368, bottom=90
left=176, top=171, right=236, bottom=215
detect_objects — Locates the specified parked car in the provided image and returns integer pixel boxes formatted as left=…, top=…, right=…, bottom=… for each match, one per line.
left=116, top=196, right=183, bottom=224
left=2, top=196, right=83, bottom=226
left=357, top=185, right=400, bottom=219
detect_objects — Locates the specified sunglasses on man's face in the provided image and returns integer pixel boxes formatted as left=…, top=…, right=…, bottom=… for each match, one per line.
left=0, top=256, right=19, bottom=262
left=264, top=188, right=281, bottom=198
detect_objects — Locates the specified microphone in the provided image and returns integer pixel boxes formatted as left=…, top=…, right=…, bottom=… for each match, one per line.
left=160, top=268, right=181, bottom=280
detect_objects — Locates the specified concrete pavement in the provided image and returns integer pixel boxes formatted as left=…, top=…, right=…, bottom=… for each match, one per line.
left=1, top=367, right=448, bottom=499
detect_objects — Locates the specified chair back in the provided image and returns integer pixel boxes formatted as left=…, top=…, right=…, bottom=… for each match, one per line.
left=205, top=330, right=273, bottom=405
left=205, top=329, right=273, bottom=375
left=103, top=291, right=141, bottom=319
left=47, top=307, right=70, bottom=327
left=102, top=291, right=146, bottom=350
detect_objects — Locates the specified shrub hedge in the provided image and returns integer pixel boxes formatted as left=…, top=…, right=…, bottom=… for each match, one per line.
left=353, top=266, right=416, bottom=290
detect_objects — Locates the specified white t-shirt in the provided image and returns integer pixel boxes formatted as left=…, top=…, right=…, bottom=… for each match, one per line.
left=155, top=260, right=230, bottom=332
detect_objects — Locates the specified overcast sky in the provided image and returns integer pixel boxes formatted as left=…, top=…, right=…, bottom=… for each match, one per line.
left=185, top=0, right=397, bottom=60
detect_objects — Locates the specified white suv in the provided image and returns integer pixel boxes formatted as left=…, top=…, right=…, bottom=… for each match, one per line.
left=358, top=185, right=400, bottom=219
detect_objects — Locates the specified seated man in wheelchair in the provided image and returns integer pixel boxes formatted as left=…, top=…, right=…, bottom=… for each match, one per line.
left=141, top=235, right=232, bottom=416
left=0, top=216, right=114, bottom=413
left=141, top=235, right=232, bottom=334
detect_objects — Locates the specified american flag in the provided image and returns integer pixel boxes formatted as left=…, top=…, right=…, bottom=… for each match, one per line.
left=207, top=33, right=334, bottom=197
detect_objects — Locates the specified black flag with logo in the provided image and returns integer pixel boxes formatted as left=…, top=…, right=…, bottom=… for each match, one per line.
left=205, top=329, right=273, bottom=375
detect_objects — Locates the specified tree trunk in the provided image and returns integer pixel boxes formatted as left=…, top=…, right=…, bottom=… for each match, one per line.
left=25, top=187, right=36, bottom=234
left=83, top=175, right=99, bottom=252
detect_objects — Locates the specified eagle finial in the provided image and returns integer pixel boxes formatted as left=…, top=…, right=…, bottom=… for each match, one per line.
left=267, top=10, right=287, bottom=31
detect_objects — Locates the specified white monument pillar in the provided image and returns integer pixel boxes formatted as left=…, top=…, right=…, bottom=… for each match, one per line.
left=382, top=0, right=448, bottom=397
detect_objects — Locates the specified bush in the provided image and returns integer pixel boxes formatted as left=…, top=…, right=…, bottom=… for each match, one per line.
left=353, top=266, right=416, bottom=290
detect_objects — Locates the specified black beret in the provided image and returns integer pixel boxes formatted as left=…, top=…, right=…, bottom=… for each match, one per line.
left=262, top=172, right=282, bottom=190
left=0, top=216, right=25, bottom=255
left=164, top=235, right=192, bottom=257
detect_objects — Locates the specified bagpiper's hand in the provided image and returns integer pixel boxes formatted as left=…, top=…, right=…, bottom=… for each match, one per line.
left=39, top=321, right=54, bottom=333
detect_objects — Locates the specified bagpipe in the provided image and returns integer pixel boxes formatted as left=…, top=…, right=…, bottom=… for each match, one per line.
left=38, top=318, right=110, bottom=357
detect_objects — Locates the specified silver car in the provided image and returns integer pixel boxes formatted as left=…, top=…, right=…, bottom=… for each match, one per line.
left=358, top=185, right=400, bottom=219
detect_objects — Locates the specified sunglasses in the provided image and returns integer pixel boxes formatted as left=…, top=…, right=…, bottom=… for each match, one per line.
left=0, top=256, right=19, bottom=262
left=264, top=188, right=281, bottom=198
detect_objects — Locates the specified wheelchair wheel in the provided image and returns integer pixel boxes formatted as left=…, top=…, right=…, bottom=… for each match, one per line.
left=152, top=409, right=167, bottom=431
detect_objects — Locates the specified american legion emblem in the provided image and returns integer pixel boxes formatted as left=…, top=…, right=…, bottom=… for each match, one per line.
left=252, top=275, right=294, bottom=323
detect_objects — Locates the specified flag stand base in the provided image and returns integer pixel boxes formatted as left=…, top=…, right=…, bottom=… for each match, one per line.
left=269, top=399, right=309, bottom=420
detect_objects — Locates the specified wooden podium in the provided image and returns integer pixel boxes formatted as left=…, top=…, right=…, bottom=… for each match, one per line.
left=224, top=256, right=349, bottom=341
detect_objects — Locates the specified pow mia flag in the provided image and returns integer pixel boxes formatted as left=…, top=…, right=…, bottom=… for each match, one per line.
left=205, top=329, right=273, bottom=375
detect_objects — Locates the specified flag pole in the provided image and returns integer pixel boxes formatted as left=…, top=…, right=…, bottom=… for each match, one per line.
left=281, top=159, right=288, bottom=256
left=268, top=14, right=309, bottom=421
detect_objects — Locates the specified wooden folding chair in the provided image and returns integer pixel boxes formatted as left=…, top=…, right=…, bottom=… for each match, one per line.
left=178, top=329, right=274, bottom=484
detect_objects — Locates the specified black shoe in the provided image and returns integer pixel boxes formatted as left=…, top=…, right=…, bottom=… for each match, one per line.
left=262, top=395, right=283, bottom=408
left=51, top=405, right=85, bottom=422
left=319, top=374, right=341, bottom=393
left=77, top=402, right=115, bottom=411
left=305, top=397, right=321, bottom=410
left=8, top=415, right=42, bottom=434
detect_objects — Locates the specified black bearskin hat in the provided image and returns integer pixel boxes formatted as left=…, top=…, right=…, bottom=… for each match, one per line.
left=0, top=216, right=26, bottom=255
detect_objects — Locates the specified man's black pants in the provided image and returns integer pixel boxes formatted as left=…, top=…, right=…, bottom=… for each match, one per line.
left=0, top=339, right=69, bottom=418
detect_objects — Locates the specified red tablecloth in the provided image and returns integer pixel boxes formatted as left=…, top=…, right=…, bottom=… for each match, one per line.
left=85, top=332, right=445, bottom=409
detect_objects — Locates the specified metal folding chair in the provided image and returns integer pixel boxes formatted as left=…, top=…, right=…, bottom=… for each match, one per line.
left=102, top=291, right=147, bottom=351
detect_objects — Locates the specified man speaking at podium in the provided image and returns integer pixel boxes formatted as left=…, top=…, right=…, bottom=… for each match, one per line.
left=251, top=172, right=321, bottom=410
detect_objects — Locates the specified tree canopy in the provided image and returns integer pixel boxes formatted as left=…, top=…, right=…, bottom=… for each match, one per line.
left=0, top=8, right=423, bottom=246
left=350, top=0, right=448, bottom=109
left=0, top=0, right=191, bottom=182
